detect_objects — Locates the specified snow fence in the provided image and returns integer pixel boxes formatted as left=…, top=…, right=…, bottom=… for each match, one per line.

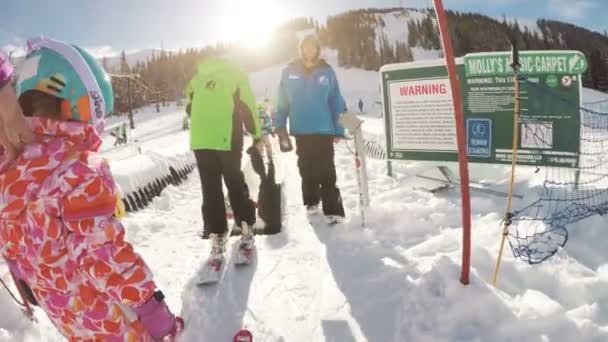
left=360, top=130, right=387, bottom=160
left=109, top=152, right=197, bottom=213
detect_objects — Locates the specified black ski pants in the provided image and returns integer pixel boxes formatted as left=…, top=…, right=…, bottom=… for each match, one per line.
left=295, top=135, right=345, bottom=217
left=194, top=149, right=256, bottom=238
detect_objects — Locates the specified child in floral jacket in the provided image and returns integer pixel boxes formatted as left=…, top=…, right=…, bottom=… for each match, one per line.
left=0, top=37, right=182, bottom=341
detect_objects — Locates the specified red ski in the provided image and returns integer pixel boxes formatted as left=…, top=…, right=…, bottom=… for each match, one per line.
left=233, top=329, right=253, bottom=342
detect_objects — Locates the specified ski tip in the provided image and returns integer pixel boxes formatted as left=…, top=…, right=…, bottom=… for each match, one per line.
left=196, top=266, right=223, bottom=286
left=196, top=279, right=219, bottom=286
left=234, top=259, right=252, bottom=267
left=234, top=243, right=256, bottom=266
left=233, top=329, right=253, bottom=342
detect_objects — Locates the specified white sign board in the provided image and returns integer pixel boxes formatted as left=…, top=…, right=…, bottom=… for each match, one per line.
left=387, top=77, right=457, bottom=152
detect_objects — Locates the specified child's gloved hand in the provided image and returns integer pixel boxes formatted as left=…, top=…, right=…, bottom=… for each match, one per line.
left=253, top=139, right=265, bottom=154
left=164, top=316, right=184, bottom=342
left=247, top=142, right=266, bottom=178
left=135, top=291, right=184, bottom=341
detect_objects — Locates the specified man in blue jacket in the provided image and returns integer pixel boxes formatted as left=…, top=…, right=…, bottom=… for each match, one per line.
left=275, top=34, right=346, bottom=225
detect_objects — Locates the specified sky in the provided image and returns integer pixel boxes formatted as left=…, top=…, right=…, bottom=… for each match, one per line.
left=1, top=0, right=606, bottom=57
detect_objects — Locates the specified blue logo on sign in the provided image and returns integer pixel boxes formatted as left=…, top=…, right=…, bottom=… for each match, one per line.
left=467, top=118, right=492, bottom=157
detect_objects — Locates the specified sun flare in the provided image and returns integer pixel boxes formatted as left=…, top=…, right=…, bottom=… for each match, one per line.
left=219, top=0, right=285, bottom=49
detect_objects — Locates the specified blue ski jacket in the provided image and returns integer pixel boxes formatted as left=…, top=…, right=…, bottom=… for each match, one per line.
left=275, top=59, right=346, bottom=137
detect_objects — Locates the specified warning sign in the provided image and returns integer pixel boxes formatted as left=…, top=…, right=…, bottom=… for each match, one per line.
left=380, top=50, right=586, bottom=168
left=387, top=77, right=457, bottom=152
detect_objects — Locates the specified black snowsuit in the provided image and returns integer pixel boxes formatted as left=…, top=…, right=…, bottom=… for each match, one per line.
left=295, top=135, right=345, bottom=217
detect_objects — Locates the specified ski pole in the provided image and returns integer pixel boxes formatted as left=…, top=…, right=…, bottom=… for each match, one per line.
left=339, top=112, right=370, bottom=227
left=3, top=272, right=35, bottom=321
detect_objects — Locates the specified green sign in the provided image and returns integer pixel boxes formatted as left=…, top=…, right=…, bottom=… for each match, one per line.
left=546, top=75, right=558, bottom=88
left=381, top=50, right=586, bottom=168
left=464, top=51, right=588, bottom=76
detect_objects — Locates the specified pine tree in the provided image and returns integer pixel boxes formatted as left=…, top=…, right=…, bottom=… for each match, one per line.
left=416, top=20, right=424, bottom=48
left=381, top=34, right=395, bottom=64
left=522, top=26, right=531, bottom=49
left=349, top=46, right=359, bottom=67
left=408, top=21, right=418, bottom=47
left=120, top=50, right=130, bottom=74
left=590, top=49, right=608, bottom=90
left=395, top=42, right=402, bottom=62
left=364, top=45, right=380, bottom=70
left=338, top=45, right=348, bottom=66
left=422, top=14, right=434, bottom=49
left=398, top=42, right=406, bottom=62
left=102, top=57, right=109, bottom=72
left=405, top=44, right=414, bottom=62
left=430, top=20, right=441, bottom=49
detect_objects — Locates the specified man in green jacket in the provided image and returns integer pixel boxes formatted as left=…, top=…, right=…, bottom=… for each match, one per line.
left=186, top=57, right=262, bottom=260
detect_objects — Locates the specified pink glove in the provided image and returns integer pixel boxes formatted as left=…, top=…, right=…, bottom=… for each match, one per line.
left=135, top=291, right=183, bottom=340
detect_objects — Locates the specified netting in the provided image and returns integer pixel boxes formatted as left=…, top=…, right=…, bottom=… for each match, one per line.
left=506, top=75, right=608, bottom=264
left=363, top=134, right=387, bottom=160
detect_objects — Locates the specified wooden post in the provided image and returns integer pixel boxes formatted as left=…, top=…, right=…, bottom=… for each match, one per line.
left=128, top=78, right=135, bottom=129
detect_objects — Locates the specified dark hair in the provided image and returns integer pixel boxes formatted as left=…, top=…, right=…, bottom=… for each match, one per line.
left=19, top=90, right=62, bottom=120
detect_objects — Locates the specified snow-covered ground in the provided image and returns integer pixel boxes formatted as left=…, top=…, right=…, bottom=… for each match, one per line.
left=2, top=49, right=608, bottom=342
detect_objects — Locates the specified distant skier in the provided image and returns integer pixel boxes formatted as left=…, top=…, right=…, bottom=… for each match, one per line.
left=186, top=57, right=262, bottom=262
left=258, top=100, right=274, bottom=158
left=111, top=122, right=128, bottom=145
left=358, top=98, right=364, bottom=113
left=1, top=37, right=182, bottom=341
left=275, top=34, right=347, bottom=225
left=183, top=114, right=190, bottom=130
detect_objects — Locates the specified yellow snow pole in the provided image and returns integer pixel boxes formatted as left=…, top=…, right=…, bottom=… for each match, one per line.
left=492, top=51, right=521, bottom=287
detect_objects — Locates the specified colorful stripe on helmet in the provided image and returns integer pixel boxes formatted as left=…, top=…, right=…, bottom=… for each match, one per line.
left=26, top=37, right=106, bottom=133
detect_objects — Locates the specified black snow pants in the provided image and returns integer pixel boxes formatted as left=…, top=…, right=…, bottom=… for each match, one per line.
left=295, top=135, right=345, bottom=217
left=194, top=149, right=256, bottom=238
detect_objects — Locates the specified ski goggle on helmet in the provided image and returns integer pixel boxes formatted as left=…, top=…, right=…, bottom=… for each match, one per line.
left=16, top=37, right=114, bottom=134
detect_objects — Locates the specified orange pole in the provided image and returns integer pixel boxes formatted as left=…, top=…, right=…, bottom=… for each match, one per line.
left=433, top=0, right=472, bottom=285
